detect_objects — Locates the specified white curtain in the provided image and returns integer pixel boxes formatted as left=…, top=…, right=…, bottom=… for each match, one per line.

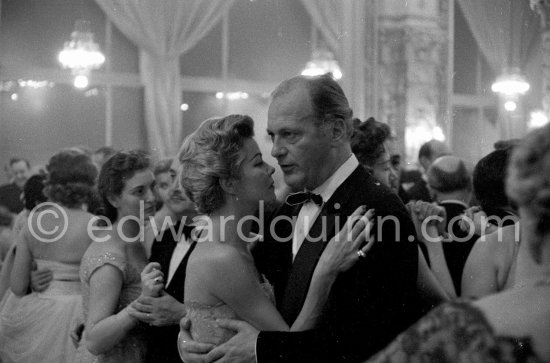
left=457, top=0, right=539, bottom=73
left=299, top=0, right=366, bottom=119
left=95, top=0, right=235, bottom=157
left=299, top=0, right=342, bottom=54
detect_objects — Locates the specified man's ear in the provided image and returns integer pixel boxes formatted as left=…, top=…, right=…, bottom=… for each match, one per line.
left=329, top=118, right=347, bottom=144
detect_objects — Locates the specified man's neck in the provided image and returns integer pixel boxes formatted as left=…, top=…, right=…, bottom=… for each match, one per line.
left=308, top=146, right=352, bottom=190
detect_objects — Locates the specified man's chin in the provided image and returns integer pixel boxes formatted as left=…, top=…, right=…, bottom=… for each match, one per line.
left=283, top=175, right=305, bottom=191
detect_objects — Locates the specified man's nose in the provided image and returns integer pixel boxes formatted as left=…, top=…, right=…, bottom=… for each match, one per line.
left=145, top=188, right=156, bottom=203
left=271, top=137, right=287, bottom=158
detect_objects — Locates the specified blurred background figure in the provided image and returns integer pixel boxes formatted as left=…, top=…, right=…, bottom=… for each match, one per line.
left=404, top=140, right=451, bottom=203
left=0, top=207, right=13, bottom=270
left=0, top=174, right=48, bottom=302
left=0, top=158, right=31, bottom=214
left=426, top=155, right=475, bottom=296
left=152, top=158, right=174, bottom=211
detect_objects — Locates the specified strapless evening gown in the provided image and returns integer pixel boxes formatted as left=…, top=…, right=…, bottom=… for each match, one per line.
left=185, top=281, right=275, bottom=346
left=0, top=259, right=82, bottom=363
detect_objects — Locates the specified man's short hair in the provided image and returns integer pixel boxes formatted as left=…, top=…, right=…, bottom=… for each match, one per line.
left=153, top=158, right=173, bottom=176
left=427, top=156, right=471, bottom=193
left=271, top=74, right=354, bottom=137
left=418, top=140, right=450, bottom=162
left=9, top=158, right=30, bottom=169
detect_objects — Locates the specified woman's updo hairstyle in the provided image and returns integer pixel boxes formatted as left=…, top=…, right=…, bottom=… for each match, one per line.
left=506, top=123, right=550, bottom=261
left=97, top=150, right=151, bottom=222
left=178, top=115, right=254, bottom=215
left=351, top=117, right=392, bottom=168
left=43, top=149, right=97, bottom=208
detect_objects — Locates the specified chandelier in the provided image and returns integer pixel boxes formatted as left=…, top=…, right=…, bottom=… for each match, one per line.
left=58, top=20, right=105, bottom=89
left=301, top=48, right=342, bottom=80
left=491, top=68, right=530, bottom=97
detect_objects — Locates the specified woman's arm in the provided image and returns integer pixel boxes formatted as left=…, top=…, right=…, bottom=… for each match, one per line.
left=10, top=231, right=32, bottom=296
left=84, top=264, right=138, bottom=355
left=205, top=207, right=374, bottom=332
left=421, top=226, right=457, bottom=298
left=290, top=207, right=375, bottom=330
left=416, top=246, right=450, bottom=306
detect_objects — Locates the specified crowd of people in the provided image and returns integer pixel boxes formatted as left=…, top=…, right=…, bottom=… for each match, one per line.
left=0, top=74, right=548, bottom=362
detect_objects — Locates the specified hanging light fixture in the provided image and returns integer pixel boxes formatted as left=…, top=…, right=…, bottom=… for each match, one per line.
left=491, top=67, right=530, bottom=97
left=490, top=2, right=530, bottom=112
left=58, top=20, right=105, bottom=89
left=301, top=48, right=342, bottom=80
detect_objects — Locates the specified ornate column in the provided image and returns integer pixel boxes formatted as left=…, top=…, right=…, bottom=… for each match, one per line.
left=531, top=0, right=550, bottom=120
left=378, top=0, right=451, bottom=165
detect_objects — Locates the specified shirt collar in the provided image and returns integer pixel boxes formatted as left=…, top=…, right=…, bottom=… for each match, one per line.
left=310, top=154, right=359, bottom=204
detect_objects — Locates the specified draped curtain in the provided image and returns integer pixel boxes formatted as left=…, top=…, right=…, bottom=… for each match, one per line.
left=457, top=0, right=539, bottom=74
left=95, top=0, right=235, bottom=157
left=299, top=0, right=367, bottom=119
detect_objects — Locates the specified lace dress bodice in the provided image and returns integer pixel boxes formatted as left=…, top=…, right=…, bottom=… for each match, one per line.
left=186, top=281, right=275, bottom=346
left=76, top=251, right=146, bottom=363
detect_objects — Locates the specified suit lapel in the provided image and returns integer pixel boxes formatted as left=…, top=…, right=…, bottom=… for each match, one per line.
left=165, top=240, right=197, bottom=302
left=278, top=167, right=363, bottom=325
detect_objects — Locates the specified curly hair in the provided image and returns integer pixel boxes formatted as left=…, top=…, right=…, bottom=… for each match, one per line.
left=351, top=117, right=392, bottom=168
left=43, top=150, right=97, bottom=208
left=178, top=115, right=254, bottom=215
left=506, top=124, right=550, bottom=261
left=97, top=150, right=151, bottom=222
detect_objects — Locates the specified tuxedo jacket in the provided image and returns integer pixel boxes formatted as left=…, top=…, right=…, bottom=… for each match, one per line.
left=146, top=223, right=196, bottom=363
left=438, top=201, right=476, bottom=296
left=253, top=166, right=424, bottom=363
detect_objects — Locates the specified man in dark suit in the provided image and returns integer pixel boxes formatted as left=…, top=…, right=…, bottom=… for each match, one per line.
left=406, top=140, right=451, bottom=202
left=179, top=74, right=424, bottom=362
left=426, top=155, right=476, bottom=296
left=0, top=158, right=31, bottom=214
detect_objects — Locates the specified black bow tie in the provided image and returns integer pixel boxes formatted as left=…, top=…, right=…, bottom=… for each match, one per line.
left=285, top=191, right=323, bottom=206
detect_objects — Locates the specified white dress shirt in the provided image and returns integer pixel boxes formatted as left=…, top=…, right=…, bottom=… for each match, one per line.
left=292, top=154, right=359, bottom=259
left=166, top=233, right=192, bottom=286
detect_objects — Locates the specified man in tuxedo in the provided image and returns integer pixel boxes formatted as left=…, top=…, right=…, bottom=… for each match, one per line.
left=426, top=155, right=476, bottom=296
left=180, top=74, right=424, bottom=362
left=129, top=157, right=199, bottom=363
